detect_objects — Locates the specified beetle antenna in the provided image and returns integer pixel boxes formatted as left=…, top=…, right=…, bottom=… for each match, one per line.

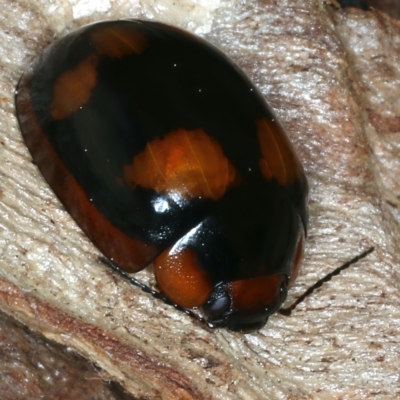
left=98, top=257, right=208, bottom=325
left=279, top=246, right=375, bottom=316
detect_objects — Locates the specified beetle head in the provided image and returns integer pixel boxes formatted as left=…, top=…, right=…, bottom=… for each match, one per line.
left=202, top=274, right=288, bottom=332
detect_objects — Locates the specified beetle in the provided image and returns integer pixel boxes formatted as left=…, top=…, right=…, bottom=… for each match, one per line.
left=15, top=20, right=308, bottom=332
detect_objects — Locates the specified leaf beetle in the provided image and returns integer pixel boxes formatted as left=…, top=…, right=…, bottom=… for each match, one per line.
left=15, top=20, right=309, bottom=332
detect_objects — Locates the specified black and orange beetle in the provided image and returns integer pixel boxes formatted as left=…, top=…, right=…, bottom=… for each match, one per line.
left=15, top=20, right=308, bottom=332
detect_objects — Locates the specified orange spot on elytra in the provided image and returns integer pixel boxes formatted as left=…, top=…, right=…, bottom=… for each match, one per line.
left=16, top=81, right=158, bottom=272
left=124, top=129, right=237, bottom=200
left=51, top=54, right=99, bottom=120
left=155, top=246, right=213, bottom=308
left=50, top=26, right=148, bottom=121
left=257, top=118, right=303, bottom=186
left=90, top=27, right=148, bottom=58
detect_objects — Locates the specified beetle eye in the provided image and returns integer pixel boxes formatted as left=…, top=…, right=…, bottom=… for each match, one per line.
left=203, top=275, right=289, bottom=331
left=203, top=295, right=231, bottom=320
left=202, top=283, right=232, bottom=321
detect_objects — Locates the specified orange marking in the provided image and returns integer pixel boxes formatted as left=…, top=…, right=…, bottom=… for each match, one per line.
left=90, top=27, right=148, bottom=58
left=147, top=141, right=169, bottom=185
left=51, top=54, right=99, bottom=120
left=228, top=274, right=286, bottom=313
left=155, top=246, right=213, bottom=308
left=123, top=129, right=237, bottom=200
left=257, top=118, right=303, bottom=186
left=51, top=26, right=148, bottom=121
left=16, top=80, right=158, bottom=272
left=183, top=130, right=213, bottom=197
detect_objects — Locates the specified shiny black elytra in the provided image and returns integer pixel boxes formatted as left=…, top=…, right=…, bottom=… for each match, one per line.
left=15, top=20, right=309, bottom=332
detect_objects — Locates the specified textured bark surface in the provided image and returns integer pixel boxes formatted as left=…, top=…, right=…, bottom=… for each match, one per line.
left=0, top=309, right=136, bottom=400
left=1, top=0, right=400, bottom=398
